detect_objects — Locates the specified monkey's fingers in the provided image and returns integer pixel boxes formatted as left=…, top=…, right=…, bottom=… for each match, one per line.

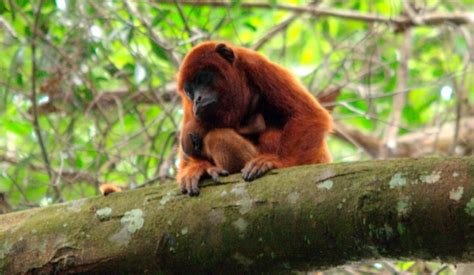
left=206, top=167, right=229, bottom=183
left=180, top=182, right=188, bottom=194
left=255, top=162, right=272, bottom=178
left=242, top=155, right=278, bottom=181
left=190, top=177, right=200, bottom=196
left=180, top=174, right=201, bottom=196
left=242, top=159, right=258, bottom=181
left=244, top=162, right=271, bottom=181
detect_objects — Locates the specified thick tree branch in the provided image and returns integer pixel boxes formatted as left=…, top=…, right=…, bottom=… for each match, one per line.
left=1, top=157, right=473, bottom=273
left=160, top=1, right=474, bottom=27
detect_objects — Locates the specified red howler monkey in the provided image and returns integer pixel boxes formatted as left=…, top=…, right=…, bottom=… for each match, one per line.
left=177, top=41, right=332, bottom=196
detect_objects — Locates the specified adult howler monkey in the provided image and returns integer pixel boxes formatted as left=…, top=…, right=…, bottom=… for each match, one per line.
left=177, top=42, right=332, bottom=196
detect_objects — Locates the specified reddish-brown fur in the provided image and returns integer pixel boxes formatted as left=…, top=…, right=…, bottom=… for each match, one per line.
left=177, top=41, right=332, bottom=194
left=181, top=115, right=264, bottom=174
left=99, top=183, right=123, bottom=196
left=202, top=128, right=258, bottom=174
left=181, top=119, right=208, bottom=158
left=181, top=113, right=264, bottom=158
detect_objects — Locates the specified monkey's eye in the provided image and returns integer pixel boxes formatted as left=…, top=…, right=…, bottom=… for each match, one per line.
left=184, top=83, right=193, bottom=100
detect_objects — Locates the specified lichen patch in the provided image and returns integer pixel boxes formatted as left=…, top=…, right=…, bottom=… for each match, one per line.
left=231, top=183, right=253, bottom=214
left=389, top=172, right=407, bottom=188
left=96, top=207, right=112, bottom=221
left=420, top=171, right=441, bottom=184
left=287, top=192, right=300, bottom=204
left=0, top=240, right=12, bottom=260
left=121, top=209, right=144, bottom=234
left=465, top=198, right=474, bottom=217
left=233, top=252, right=254, bottom=267
left=314, top=169, right=335, bottom=182
left=109, top=209, right=144, bottom=246
left=396, top=197, right=411, bottom=217
left=109, top=227, right=131, bottom=246
left=231, top=183, right=247, bottom=196
left=237, top=197, right=253, bottom=215
left=233, top=218, right=248, bottom=233
left=449, top=187, right=464, bottom=201
left=208, top=209, right=225, bottom=224
left=317, top=180, right=333, bottom=190
left=67, top=198, right=87, bottom=213
left=160, top=192, right=176, bottom=206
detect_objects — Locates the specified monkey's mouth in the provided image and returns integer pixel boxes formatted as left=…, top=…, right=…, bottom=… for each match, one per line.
left=194, top=100, right=218, bottom=120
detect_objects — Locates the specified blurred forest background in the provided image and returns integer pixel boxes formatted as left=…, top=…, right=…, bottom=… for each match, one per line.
left=0, top=0, right=473, bottom=273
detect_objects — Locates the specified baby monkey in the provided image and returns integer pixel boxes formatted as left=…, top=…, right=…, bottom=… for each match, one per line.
left=181, top=113, right=265, bottom=174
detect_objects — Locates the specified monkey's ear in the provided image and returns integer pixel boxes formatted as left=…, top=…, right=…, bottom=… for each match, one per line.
left=215, top=43, right=235, bottom=64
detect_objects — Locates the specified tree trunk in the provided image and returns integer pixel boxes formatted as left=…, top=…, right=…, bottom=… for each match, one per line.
left=1, top=157, right=473, bottom=274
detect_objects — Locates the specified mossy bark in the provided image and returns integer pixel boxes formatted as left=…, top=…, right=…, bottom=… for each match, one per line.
left=1, top=157, right=473, bottom=274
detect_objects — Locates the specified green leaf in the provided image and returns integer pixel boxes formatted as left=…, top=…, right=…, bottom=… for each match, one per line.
left=244, top=22, right=256, bottom=32
left=4, top=120, right=33, bottom=136
left=0, top=1, right=8, bottom=14
left=149, top=39, right=169, bottom=61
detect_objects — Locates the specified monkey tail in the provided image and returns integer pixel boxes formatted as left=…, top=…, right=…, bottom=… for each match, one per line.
left=99, top=183, right=123, bottom=196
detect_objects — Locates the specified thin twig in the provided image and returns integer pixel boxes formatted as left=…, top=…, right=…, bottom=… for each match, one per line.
left=252, top=0, right=321, bottom=51
left=124, top=0, right=181, bottom=67
left=381, top=27, right=412, bottom=158
left=0, top=16, right=17, bottom=38
left=451, top=26, right=473, bottom=154
left=252, top=13, right=300, bottom=51
left=30, top=0, right=60, bottom=201
left=173, top=0, right=195, bottom=46
left=339, top=101, right=412, bottom=132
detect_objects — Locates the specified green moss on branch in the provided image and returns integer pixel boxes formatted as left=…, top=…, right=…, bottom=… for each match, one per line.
left=0, top=157, right=473, bottom=273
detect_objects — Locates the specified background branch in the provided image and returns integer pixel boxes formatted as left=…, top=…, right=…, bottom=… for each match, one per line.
left=160, top=1, right=474, bottom=27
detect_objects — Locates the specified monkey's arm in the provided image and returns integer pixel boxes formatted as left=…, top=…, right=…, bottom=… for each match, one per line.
left=241, top=112, right=331, bottom=181
left=177, top=105, right=228, bottom=196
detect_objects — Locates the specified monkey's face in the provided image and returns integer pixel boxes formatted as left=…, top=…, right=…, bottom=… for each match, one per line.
left=184, top=69, right=219, bottom=121
left=178, top=42, right=251, bottom=127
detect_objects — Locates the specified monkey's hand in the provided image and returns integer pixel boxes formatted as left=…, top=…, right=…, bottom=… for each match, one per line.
left=241, top=154, right=283, bottom=181
left=177, top=159, right=229, bottom=196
